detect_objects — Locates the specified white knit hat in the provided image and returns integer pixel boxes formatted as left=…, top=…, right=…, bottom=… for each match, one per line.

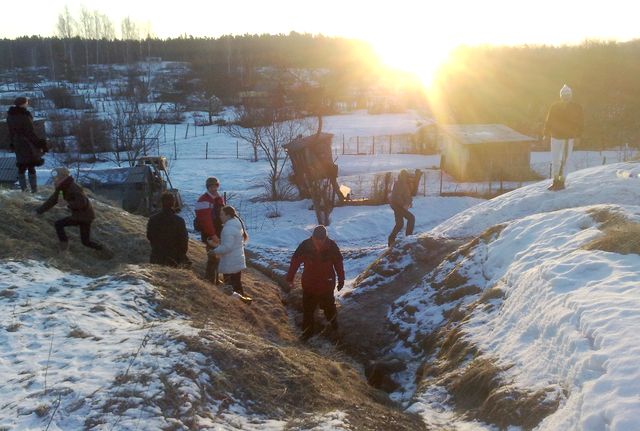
left=560, top=84, right=572, bottom=99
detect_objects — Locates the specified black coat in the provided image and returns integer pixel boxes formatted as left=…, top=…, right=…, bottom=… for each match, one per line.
left=146, top=208, right=189, bottom=267
left=37, top=176, right=95, bottom=222
left=6, top=106, right=46, bottom=168
left=390, top=177, right=412, bottom=208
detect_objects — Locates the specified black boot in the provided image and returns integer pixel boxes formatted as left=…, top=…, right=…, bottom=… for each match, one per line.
left=28, top=172, right=37, bottom=193
left=18, top=174, right=27, bottom=192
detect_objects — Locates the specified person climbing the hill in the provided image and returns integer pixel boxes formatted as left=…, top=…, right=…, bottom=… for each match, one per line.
left=388, top=170, right=415, bottom=247
left=543, top=84, right=584, bottom=191
left=34, top=167, right=113, bottom=259
left=286, top=225, right=345, bottom=341
left=209, top=205, right=252, bottom=304
left=7, top=96, right=48, bottom=193
left=146, top=192, right=190, bottom=267
left=195, top=176, right=225, bottom=284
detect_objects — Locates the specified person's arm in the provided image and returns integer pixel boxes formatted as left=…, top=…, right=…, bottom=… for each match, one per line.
left=36, top=190, right=60, bottom=215
left=332, top=244, right=345, bottom=290
left=213, top=225, right=235, bottom=256
left=146, top=218, right=154, bottom=242
left=286, top=242, right=305, bottom=283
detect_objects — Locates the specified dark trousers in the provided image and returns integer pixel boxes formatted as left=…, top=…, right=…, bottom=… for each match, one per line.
left=17, top=165, right=37, bottom=192
left=18, top=165, right=36, bottom=175
left=205, top=253, right=221, bottom=284
left=302, top=290, right=337, bottom=338
left=389, top=205, right=415, bottom=244
left=223, top=272, right=244, bottom=296
left=54, top=217, right=103, bottom=250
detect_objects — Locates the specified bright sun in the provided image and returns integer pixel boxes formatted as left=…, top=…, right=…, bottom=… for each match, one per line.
left=372, top=39, right=453, bottom=90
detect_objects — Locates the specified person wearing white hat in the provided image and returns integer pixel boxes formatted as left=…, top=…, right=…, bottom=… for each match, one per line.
left=542, top=84, right=584, bottom=191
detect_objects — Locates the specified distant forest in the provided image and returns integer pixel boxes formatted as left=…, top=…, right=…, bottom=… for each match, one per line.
left=2, top=30, right=640, bottom=149
left=435, top=40, right=640, bottom=149
left=0, top=33, right=386, bottom=102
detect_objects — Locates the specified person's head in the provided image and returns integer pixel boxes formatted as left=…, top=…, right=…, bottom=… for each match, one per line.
left=399, top=170, right=409, bottom=182
left=51, top=167, right=70, bottom=187
left=206, top=176, right=220, bottom=194
left=14, top=97, right=28, bottom=108
left=160, top=192, right=176, bottom=210
left=560, top=84, right=573, bottom=102
left=311, top=225, right=328, bottom=249
left=221, top=205, right=248, bottom=241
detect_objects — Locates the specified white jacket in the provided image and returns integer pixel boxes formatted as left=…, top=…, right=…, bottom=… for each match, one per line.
left=215, top=217, right=247, bottom=274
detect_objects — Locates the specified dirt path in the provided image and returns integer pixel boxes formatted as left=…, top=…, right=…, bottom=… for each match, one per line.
left=337, top=236, right=464, bottom=365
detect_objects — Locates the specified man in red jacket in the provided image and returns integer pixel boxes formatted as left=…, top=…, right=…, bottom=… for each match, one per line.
left=286, top=225, right=345, bottom=341
left=195, top=177, right=225, bottom=284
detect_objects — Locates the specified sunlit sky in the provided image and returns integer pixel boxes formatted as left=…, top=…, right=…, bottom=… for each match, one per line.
left=3, top=0, right=640, bottom=86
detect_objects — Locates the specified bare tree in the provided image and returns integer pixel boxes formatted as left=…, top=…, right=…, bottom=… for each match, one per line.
left=259, top=114, right=316, bottom=200
left=121, top=17, right=139, bottom=63
left=109, top=101, right=159, bottom=166
left=226, top=106, right=264, bottom=162
left=56, top=6, right=76, bottom=66
left=78, top=6, right=94, bottom=75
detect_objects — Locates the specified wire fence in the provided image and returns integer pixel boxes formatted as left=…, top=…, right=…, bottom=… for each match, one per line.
left=331, top=134, right=433, bottom=156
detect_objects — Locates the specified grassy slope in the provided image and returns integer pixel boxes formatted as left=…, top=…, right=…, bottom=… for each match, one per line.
left=0, top=189, right=425, bottom=430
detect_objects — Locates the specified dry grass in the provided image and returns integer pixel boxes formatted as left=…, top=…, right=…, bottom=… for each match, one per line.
left=0, top=189, right=208, bottom=277
left=584, top=208, right=640, bottom=255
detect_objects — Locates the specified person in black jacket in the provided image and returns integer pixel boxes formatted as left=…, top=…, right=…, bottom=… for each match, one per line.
left=388, top=170, right=415, bottom=247
left=35, top=167, right=111, bottom=258
left=7, top=97, right=47, bottom=193
left=146, top=192, right=190, bottom=267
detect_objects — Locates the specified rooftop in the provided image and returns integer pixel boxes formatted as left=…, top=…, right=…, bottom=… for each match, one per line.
left=440, top=124, right=536, bottom=145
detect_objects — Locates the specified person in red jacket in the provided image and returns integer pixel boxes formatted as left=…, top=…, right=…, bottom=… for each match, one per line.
left=286, top=225, right=345, bottom=341
left=195, top=177, right=225, bottom=284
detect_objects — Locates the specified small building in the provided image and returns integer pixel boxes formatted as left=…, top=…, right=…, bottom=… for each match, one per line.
left=439, top=124, right=536, bottom=181
left=0, top=157, right=18, bottom=188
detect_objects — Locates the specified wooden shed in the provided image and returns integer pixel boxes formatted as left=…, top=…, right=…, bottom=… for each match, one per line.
left=0, top=157, right=18, bottom=187
left=439, top=124, right=535, bottom=181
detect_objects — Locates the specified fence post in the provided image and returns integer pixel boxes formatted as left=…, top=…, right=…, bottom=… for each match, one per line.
left=357, top=136, right=360, bottom=154
left=237, top=140, right=239, bottom=159
left=423, top=170, right=427, bottom=196
left=206, top=141, right=208, bottom=159
left=173, top=124, right=177, bottom=145
left=372, top=136, right=375, bottom=155
left=184, top=123, right=189, bottom=139
left=342, top=135, right=345, bottom=155
left=202, top=125, right=205, bottom=136
left=193, top=123, right=196, bottom=138
left=389, top=135, right=392, bottom=154
left=174, top=140, right=177, bottom=160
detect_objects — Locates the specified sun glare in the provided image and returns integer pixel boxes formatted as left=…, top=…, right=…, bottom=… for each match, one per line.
left=373, top=39, right=453, bottom=91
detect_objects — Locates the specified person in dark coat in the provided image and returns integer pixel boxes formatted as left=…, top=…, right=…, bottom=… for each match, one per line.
left=286, top=225, right=345, bottom=341
left=388, top=170, right=415, bottom=247
left=146, top=192, right=190, bottom=267
left=35, top=167, right=111, bottom=258
left=7, top=97, right=48, bottom=193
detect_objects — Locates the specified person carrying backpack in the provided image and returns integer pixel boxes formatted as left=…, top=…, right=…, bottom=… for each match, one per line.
left=194, top=177, right=225, bottom=284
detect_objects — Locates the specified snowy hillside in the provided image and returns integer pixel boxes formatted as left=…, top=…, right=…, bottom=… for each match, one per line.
left=354, top=162, right=640, bottom=430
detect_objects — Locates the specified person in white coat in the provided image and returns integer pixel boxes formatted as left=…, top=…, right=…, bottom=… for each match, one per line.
left=209, top=206, right=251, bottom=303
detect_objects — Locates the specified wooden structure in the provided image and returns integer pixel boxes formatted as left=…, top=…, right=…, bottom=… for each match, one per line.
left=0, top=157, right=18, bottom=188
left=285, top=132, right=343, bottom=225
left=439, top=124, right=535, bottom=181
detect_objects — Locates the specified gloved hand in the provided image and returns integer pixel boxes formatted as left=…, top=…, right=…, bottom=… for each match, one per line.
left=337, top=280, right=344, bottom=291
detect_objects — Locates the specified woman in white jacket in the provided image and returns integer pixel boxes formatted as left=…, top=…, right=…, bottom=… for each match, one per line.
left=210, top=206, right=251, bottom=302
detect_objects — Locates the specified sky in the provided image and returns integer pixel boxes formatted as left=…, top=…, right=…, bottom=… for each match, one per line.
left=3, top=0, right=640, bottom=85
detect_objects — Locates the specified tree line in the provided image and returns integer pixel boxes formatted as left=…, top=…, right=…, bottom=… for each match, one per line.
left=432, top=40, right=640, bottom=149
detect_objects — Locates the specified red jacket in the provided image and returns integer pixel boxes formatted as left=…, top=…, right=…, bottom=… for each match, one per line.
left=286, top=238, right=345, bottom=294
left=195, top=192, right=225, bottom=240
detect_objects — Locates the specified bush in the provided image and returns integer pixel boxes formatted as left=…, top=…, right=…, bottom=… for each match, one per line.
left=72, top=115, right=113, bottom=154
